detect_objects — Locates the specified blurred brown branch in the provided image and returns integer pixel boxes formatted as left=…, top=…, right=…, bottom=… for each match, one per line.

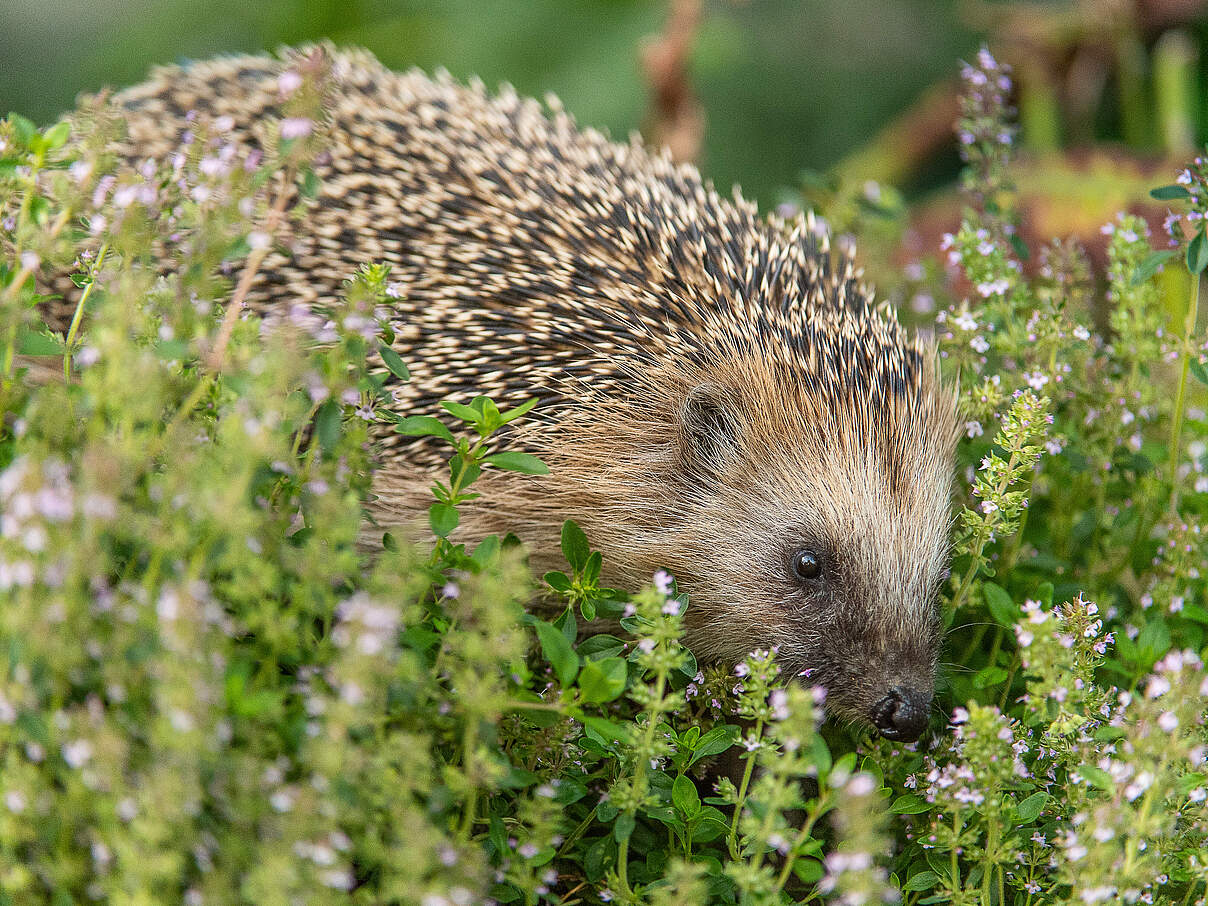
left=640, top=0, right=705, bottom=164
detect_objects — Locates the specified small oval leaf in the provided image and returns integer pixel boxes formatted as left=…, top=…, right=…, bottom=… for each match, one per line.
left=889, top=793, right=930, bottom=814
left=1015, top=791, right=1049, bottom=823
left=429, top=503, right=459, bottom=538
left=535, top=620, right=579, bottom=687
left=484, top=451, right=550, bottom=475
left=672, top=774, right=701, bottom=819
left=1150, top=184, right=1192, bottom=200
left=578, top=657, right=628, bottom=704
left=561, top=520, right=590, bottom=571
left=1188, top=229, right=1208, bottom=274
left=378, top=344, right=410, bottom=380
left=395, top=416, right=454, bottom=444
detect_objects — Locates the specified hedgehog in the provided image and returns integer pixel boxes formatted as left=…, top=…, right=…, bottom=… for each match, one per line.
left=53, top=46, right=960, bottom=742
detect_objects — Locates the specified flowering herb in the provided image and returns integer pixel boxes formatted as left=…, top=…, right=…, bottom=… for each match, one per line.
left=1, top=43, right=1206, bottom=906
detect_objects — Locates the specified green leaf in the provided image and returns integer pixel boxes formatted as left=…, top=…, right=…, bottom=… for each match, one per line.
left=154, top=339, right=189, bottom=361
left=429, top=503, right=459, bottom=538
left=578, top=657, right=627, bottom=703
left=478, top=397, right=502, bottom=433
left=576, top=634, right=626, bottom=660
left=544, top=571, right=572, bottom=593
left=691, top=817, right=729, bottom=845
left=7, top=113, right=36, bottom=145
left=449, top=454, right=481, bottom=490
left=792, top=859, right=825, bottom=884
left=583, top=551, right=602, bottom=585
left=483, top=451, right=549, bottom=475
left=470, top=534, right=500, bottom=568
left=441, top=400, right=480, bottom=423
left=314, top=399, right=341, bottom=453
left=298, top=166, right=321, bottom=199
left=1077, top=764, right=1114, bottom=792
left=1136, top=619, right=1171, bottom=660
left=613, top=813, right=636, bottom=843
left=1181, top=604, right=1208, bottom=624
left=535, top=620, right=579, bottom=686
left=1035, top=581, right=1054, bottom=608
left=903, top=871, right=942, bottom=893
left=1008, top=232, right=1030, bottom=262
left=580, top=715, right=631, bottom=744
left=973, top=665, right=1009, bottom=689
left=1151, top=184, right=1192, bottom=200
left=1191, top=358, right=1208, bottom=387
left=223, top=236, right=252, bottom=261
left=555, top=606, right=577, bottom=643
left=688, top=725, right=740, bottom=766
left=42, top=121, right=70, bottom=150
left=982, top=582, right=1019, bottom=627
left=378, top=344, right=410, bottom=380
left=1188, top=229, right=1208, bottom=274
left=889, top=794, right=929, bottom=815
left=499, top=397, right=538, bottom=424
left=1131, top=249, right=1176, bottom=286
left=672, top=774, right=701, bottom=819
left=561, top=520, right=590, bottom=572
left=395, top=416, right=454, bottom=444
left=1015, top=791, right=1049, bottom=823
left=16, top=328, right=63, bottom=355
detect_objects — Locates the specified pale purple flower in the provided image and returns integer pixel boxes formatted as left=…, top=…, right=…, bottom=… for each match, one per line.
left=280, top=117, right=314, bottom=139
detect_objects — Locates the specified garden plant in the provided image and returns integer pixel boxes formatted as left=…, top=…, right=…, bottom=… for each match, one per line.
left=0, top=46, right=1206, bottom=906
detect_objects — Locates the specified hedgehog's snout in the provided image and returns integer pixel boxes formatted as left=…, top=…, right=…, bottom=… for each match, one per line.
left=870, top=686, right=932, bottom=743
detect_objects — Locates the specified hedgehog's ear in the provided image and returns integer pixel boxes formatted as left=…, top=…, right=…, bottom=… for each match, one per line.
left=680, top=383, right=742, bottom=472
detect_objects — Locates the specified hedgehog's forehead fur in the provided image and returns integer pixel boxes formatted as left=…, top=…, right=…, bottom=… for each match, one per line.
left=62, top=45, right=961, bottom=729
left=549, top=307, right=958, bottom=724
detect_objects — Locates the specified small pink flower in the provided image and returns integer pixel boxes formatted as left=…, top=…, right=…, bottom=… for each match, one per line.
left=280, top=117, right=314, bottom=139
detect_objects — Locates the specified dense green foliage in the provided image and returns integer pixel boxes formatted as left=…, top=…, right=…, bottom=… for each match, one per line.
left=1, top=45, right=1207, bottom=906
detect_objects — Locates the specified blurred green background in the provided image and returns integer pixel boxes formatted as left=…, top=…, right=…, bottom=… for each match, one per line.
left=0, top=0, right=973, bottom=208
left=5, top=0, right=1208, bottom=242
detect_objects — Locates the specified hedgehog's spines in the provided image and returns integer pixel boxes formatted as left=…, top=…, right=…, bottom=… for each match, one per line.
left=77, top=44, right=954, bottom=493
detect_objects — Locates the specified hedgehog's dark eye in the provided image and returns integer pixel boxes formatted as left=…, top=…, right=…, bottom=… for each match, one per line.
left=791, top=549, right=822, bottom=582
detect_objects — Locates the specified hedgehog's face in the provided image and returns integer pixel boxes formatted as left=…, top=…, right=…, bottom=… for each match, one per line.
left=666, top=370, right=957, bottom=744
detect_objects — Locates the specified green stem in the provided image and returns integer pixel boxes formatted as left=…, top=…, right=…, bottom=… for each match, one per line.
left=1122, top=751, right=1169, bottom=876
left=999, top=481, right=1032, bottom=574
left=1168, top=272, right=1201, bottom=513
left=555, top=805, right=598, bottom=858
left=984, top=627, right=1004, bottom=675
left=155, top=375, right=213, bottom=458
left=63, top=243, right=108, bottom=380
left=460, top=718, right=479, bottom=840
left=428, top=436, right=487, bottom=568
left=998, top=656, right=1019, bottom=710
left=956, top=622, right=990, bottom=667
left=950, top=446, right=1024, bottom=613
left=617, top=671, right=668, bottom=898
left=773, top=797, right=826, bottom=892
left=982, top=819, right=998, bottom=905
left=726, top=718, right=764, bottom=858
left=950, top=812, right=962, bottom=893
left=1154, top=30, right=1198, bottom=155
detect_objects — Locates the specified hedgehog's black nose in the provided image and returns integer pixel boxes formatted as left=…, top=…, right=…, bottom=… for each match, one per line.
left=871, top=687, right=931, bottom=743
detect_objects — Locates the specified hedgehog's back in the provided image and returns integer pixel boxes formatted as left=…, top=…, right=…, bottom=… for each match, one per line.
left=53, top=47, right=930, bottom=469
left=93, top=49, right=774, bottom=404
